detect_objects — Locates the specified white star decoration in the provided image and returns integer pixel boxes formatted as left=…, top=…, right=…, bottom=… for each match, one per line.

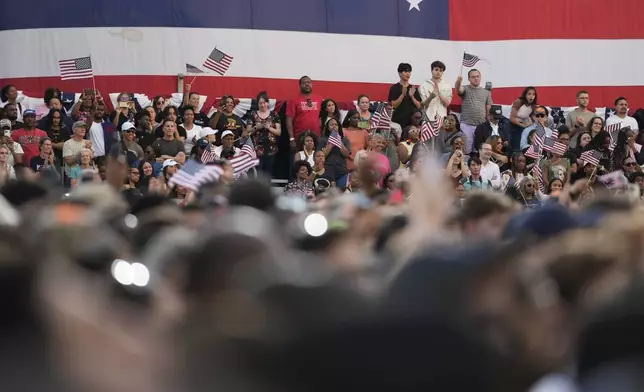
left=407, top=0, right=423, bottom=11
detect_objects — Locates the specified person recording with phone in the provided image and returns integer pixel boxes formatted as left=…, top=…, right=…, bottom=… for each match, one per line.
left=209, top=95, right=244, bottom=145
left=0, top=119, right=23, bottom=166
left=110, top=92, right=138, bottom=130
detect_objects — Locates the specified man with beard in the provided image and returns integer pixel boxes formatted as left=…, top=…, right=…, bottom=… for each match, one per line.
left=11, top=110, right=48, bottom=164
left=4, top=103, right=23, bottom=130
left=286, top=76, right=323, bottom=148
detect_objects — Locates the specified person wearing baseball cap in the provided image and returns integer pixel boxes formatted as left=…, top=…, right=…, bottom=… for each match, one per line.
left=10, top=109, right=48, bottom=164
left=473, top=105, right=510, bottom=153
left=62, top=121, right=93, bottom=181
left=213, top=130, right=240, bottom=160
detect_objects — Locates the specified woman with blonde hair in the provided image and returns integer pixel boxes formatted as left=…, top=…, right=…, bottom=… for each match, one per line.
left=0, top=144, right=16, bottom=184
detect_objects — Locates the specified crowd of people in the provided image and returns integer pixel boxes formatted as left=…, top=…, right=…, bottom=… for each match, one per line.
left=2, top=59, right=644, bottom=391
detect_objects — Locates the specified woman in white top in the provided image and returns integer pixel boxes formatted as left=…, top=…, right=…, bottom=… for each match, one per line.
left=0, top=144, right=16, bottom=184
left=295, top=131, right=317, bottom=167
left=181, top=106, right=203, bottom=154
left=509, top=87, right=537, bottom=153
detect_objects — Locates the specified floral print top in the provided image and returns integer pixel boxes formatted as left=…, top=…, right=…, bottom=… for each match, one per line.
left=248, top=110, right=280, bottom=157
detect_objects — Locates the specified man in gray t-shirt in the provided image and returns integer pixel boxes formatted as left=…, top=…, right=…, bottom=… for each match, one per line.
left=456, top=69, right=493, bottom=154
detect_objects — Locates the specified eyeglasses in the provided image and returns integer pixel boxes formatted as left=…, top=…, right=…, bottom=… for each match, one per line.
left=535, top=113, right=546, bottom=118
left=525, top=183, right=534, bottom=188
left=625, top=162, right=636, bottom=167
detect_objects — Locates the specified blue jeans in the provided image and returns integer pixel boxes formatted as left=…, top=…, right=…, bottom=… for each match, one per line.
left=509, top=123, right=525, bottom=154
left=259, top=154, right=276, bottom=178
left=336, top=174, right=348, bottom=189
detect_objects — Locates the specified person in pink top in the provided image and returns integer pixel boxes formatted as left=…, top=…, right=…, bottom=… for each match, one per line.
left=367, top=133, right=392, bottom=187
left=11, top=109, right=48, bottom=164
left=286, top=76, right=323, bottom=150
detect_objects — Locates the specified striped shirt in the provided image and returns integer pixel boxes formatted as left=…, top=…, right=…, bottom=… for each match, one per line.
left=458, top=85, right=493, bottom=126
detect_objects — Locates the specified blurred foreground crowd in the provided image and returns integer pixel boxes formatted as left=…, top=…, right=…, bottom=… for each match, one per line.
left=2, top=148, right=644, bottom=392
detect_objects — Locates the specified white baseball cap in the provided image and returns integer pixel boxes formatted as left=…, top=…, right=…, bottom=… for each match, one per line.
left=121, top=122, right=136, bottom=132
left=162, top=159, right=178, bottom=169
left=221, top=130, right=234, bottom=138
left=201, top=127, right=218, bottom=137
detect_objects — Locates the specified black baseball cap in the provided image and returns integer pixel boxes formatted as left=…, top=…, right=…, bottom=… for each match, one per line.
left=489, top=105, right=502, bottom=118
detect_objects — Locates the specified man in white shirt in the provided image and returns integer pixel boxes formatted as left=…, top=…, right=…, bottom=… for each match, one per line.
left=479, top=142, right=501, bottom=189
left=606, top=96, right=639, bottom=132
left=419, top=60, right=452, bottom=121
left=88, top=104, right=108, bottom=157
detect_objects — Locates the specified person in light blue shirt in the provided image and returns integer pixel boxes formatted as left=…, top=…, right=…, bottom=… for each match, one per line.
left=520, top=106, right=554, bottom=151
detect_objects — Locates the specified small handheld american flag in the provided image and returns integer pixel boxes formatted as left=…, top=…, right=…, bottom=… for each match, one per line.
left=168, top=160, right=223, bottom=191
left=371, top=103, right=391, bottom=130
left=419, top=115, right=443, bottom=143
left=605, top=123, right=623, bottom=152
left=230, top=137, right=259, bottom=175
left=327, top=130, right=343, bottom=149
left=462, top=53, right=481, bottom=68
left=525, top=143, right=542, bottom=159
left=186, top=63, right=204, bottom=74
left=529, top=164, right=547, bottom=194
left=542, top=137, right=568, bottom=156
left=203, top=47, right=233, bottom=75
left=200, top=144, right=218, bottom=163
left=58, top=56, right=94, bottom=81
left=579, top=150, right=601, bottom=167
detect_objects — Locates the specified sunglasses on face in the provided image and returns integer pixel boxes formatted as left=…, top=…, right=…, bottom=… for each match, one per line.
left=625, top=162, right=636, bottom=167
left=535, top=113, right=546, bottom=118
left=525, top=183, right=534, bottom=188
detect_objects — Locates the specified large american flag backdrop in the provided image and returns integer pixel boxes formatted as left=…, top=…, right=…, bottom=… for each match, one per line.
left=1, top=0, right=643, bottom=108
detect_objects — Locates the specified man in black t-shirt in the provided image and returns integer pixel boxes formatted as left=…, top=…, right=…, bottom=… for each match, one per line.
left=388, top=63, right=422, bottom=130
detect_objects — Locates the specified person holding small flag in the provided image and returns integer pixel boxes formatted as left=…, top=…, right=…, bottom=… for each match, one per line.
left=520, top=106, right=554, bottom=151
left=501, top=153, right=529, bottom=194
left=583, top=131, right=613, bottom=174
left=213, top=130, right=240, bottom=160
left=541, top=137, right=571, bottom=185
left=612, top=127, right=644, bottom=169
left=455, top=69, right=493, bottom=154
left=317, top=118, right=351, bottom=189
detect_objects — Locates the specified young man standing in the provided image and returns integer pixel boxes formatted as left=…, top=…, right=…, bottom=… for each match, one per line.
left=388, top=63, right=422, bottom=131
left=420, top=60, right=452, bottom=121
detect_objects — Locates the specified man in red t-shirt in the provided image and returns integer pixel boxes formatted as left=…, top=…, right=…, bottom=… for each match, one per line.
left=11, top=109, right=48, bottom=164
left=286, top=76, right=323, bottom=151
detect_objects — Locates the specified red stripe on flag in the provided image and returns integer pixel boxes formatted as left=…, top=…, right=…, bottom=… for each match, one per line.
left=4, top=75, right=644, bottom=109
left=450, top=0, right=644, bottom=41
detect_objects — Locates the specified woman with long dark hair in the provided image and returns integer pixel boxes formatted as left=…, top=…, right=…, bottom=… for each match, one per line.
left=0, top=84, right=22, bottom=121
left=319, top=98, right=341, bottom=132
left=612, top=127, right=644, bottom=168
left=508, top=86, right=537, bottom=153
left=317, top=117, right=351, bottom=188
left=584, top=130, right=612, bottom=174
